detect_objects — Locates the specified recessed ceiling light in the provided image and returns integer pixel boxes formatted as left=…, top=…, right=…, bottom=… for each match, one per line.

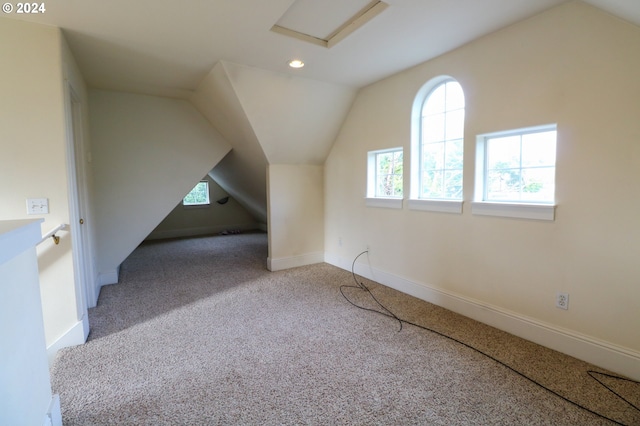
left=288, top=59, right=305, bottom=69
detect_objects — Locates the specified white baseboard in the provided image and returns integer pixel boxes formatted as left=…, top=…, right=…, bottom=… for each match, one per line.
left=44, top=394, right=62, bottom=426
left=268, top=252, right=325, bottom=272
left=325, top=252, right=640, bottom=381
left=89, top=274, right=100, bottom=308
left=98, top=268, right=119, bottom=286
left=145, top=223, right=260, bottom=241
left=46, top=315, right=89, bottom=367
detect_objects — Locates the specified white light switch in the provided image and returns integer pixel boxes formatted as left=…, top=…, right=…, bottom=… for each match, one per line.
left=27, top=198, right=49, bottom=215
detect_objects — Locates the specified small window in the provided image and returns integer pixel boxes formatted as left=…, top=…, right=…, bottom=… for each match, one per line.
left=473, top=125, right=557, bottom=220
left=366, top=148, right=403, bottom=208
left=183, top=181, right=210, bottom=206
left=371, top=149, right=403, bottom=198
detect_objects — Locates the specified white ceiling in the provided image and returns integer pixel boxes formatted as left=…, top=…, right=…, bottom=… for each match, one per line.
left=275, top=0, right=378, bottom=40
left=6, top=0, right=640, bottom=98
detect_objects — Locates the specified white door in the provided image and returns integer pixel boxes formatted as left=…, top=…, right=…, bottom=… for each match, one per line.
left=65, top=82, right=94, bottom=337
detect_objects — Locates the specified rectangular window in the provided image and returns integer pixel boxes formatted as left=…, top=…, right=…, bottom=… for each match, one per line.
left=183, top=181, right=210, bottom=206
left=366, top=148, right=403, bottom=208
left=473, top=124, right=557, bottom=220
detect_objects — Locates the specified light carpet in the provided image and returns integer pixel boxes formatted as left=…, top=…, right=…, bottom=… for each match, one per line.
left=51, top=232, right=639, bottom=425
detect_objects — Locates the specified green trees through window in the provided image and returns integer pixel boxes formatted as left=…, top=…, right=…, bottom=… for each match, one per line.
left=183, top=181, right=210, bottom=206
left=483, top=129, right=556, bottom=202
left=375, top=149, right=403, bottom=197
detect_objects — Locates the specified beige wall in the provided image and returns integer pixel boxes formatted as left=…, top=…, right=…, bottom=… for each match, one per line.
left=147, top=175, right=259, bottom=240
left=89, top=90, right=232, bottom=282
left=325, top=2, right=640, bottom=374
left=268, top=164, right=324, bottom=271
left=0, top=18, right=87, bottom=349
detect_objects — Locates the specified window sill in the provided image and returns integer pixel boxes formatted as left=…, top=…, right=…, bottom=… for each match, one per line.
left=365, top=197, right=403, bottom=209
left=471, top=202, right=555, bottom=221
left=182, top=203, right=211, bottom=210
left=407, top=199, right=463, bottom=214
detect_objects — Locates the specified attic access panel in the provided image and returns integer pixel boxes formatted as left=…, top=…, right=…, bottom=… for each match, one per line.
left=272, top=0, right=388, bottom=48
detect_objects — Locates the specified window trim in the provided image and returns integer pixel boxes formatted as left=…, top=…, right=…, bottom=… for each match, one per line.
left=471, top=201, right=555, bottom=221
left=407, top=199, right=463, bottom=214
left=473, top=124, right=557, bottom=221
left=410, top=76, right=465, bottom=213
left=365, top=197, right=403, bottom=209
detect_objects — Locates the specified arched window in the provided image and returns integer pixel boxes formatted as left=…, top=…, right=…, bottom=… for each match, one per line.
left=411, top=77, right=465, bottom=209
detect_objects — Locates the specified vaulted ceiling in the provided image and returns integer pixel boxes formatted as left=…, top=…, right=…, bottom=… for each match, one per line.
left=9, top=0, right=639, bottom=98
left=6, top=0, right=640, bottom=225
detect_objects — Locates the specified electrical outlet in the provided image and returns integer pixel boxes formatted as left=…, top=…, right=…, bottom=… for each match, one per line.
left=366, top=244, right=370, bottom=253
left=338, top=237, right=343, bottom=247
left=556, top=292, right=569, bottom=310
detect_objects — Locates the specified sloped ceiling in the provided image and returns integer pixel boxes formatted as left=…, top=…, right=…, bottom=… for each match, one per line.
left=583, top=0, right=640, bottom=24
left=190, top=62, right=269, bottom=223
left=89, top=90, right=232, bottom=273
left=224, top=62, right=356, bottom=165
left=4, top=0, right=639, bottom=227
left=7, top=0, right=622, bottom=97
left=191, top=61, right=356, bottom=224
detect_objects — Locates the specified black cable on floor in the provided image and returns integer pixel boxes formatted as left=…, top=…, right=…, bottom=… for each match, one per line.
left=588, top=371, right=640, bottom=413
left=340, top=251, right=640, bottom=426
left=340, top=251, right=403, bottom=331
